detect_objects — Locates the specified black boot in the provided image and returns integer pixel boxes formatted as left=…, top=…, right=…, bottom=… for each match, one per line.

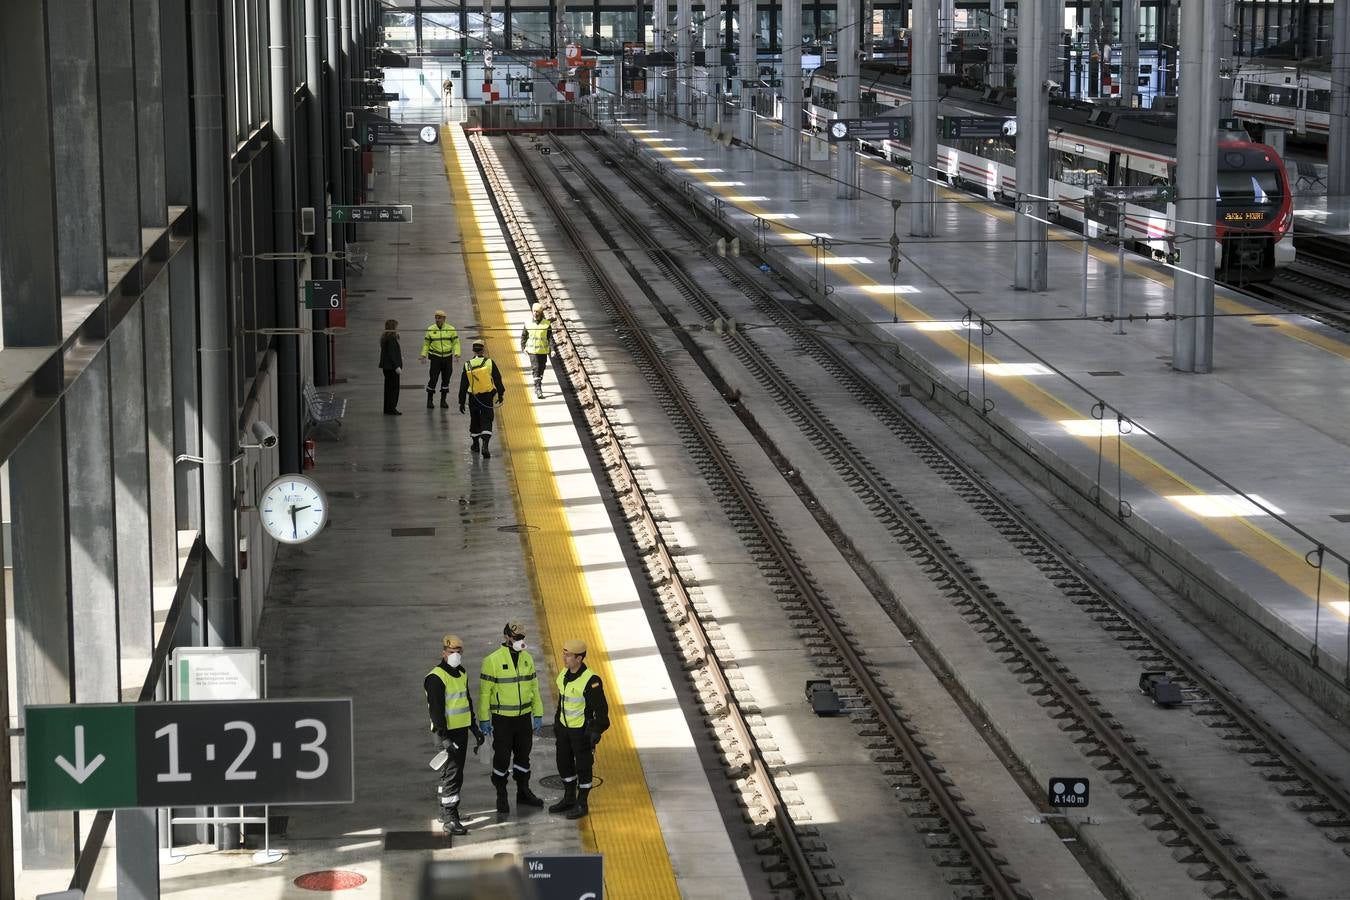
left=440, top=391, right=450, bottom=409
left=480, top=435, right=492, bottom=459
left=534, top=381, right=544, bottom=399
left=493, top=776, right=509, bottom=813
left=440, top=805, right=468, bottom=835
left=471, top=437, right=480, bottom=455
left=426, top=391, right=435, bottom=409
left=548, top=782, right=577, bottom=814
left=516, top=776, right=544, bottom=808
left=565, top=787, right=590, bottom=819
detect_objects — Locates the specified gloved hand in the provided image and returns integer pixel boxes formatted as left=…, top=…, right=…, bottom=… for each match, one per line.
left=588, top=732, right=602, bottom=749
left=458, top=404, right=465, bottom=414
left=439, top=735, right=452, bottom=750
left=532, top=715, right=543, bottom=734
left=480, top=721, right=493, bottom=738
left=472, top=729, right=485, bottom=753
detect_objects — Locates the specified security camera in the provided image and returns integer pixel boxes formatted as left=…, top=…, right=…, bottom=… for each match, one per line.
left=1043, top=79, right=1061, bottom=93
left=1001, top=118, right=1018, bottom=137
left=251, top=420, right=278, bottom=449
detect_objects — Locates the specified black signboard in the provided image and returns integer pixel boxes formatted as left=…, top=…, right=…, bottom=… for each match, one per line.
left=377, top=91, right=399, bottom=101
left=826, top=117, right=910, bottom=143
left=331, top=205, right=413, bottom=223
left=25, top=699, right=354, bottom=811
left=1047, top=777, right=1090, bottom=809
left=941, top=115, right=1017, bottom=139
left=524, top=855, right=604, bottom=900
left=305, top=280, right=344, bottom=310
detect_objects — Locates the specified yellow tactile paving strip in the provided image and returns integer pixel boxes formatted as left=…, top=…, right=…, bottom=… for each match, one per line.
left=443, top=124, right=681, bottom=898
left=626, top=120, right=1350, bottom=614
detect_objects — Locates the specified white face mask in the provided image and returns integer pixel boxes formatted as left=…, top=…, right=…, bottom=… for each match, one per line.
left=446, top=652, right=462, bottom=668
left=511, top=639, right=526, bottom=652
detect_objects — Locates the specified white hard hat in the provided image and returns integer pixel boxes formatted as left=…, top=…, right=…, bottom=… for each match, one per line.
left=531, top=303, right=543, bottom=316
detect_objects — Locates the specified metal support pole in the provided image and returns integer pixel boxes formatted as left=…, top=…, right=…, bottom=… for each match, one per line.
left=1115, top=207, right=1127, bottom=334
left=1172, top=0, right=1220, bottom=372
left=654, top=0, right=668, bottom=105
left=1047, top=0, right=1066, bottom=95
left=837, top=0, right=859, bottom=197
left=271, top=0, right=301, bottom=474
left=0, top=479, right=11, bottom=900
left=782, top=0, right=802, bottom=166
left=910, top=0, right=936, bottom=235
left=939, top=0, right=954, bottom=73
left=989, top=0, right=1005, bottom=88
left=704, top=3, right=721, bottom=126
left=324, top=0, right=343, bottom=387
left=1329, top=0, right=1350, bottom=214
left=1080, top=229, right=1090, bottom=317
left=1014, top=0, right=1049, bottom=290
left=1120, top=0, right=1140, bottom=106
left=677, top=0, right=692, bottom=118
left=191, top=0, right=240, bottom=646
left=307, top=0, right=330, bottom=385
left=1219, top=0, right=1237, bottom=117
left=739, top=0, right=755, bottom=141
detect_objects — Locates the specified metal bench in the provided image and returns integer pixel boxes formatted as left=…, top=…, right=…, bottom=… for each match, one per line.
left=1294, top=160, right=1327, bottom=193
left=303, top=381, right=347, bottom=439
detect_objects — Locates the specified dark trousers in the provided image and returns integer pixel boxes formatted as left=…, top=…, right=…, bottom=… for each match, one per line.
left=489, top=714, right=533, bottom=783
left=426, top=355, right=454, bottom=393
left=529, top=354, right=547, bottom=386
left=382, top=369, right=400, bottom=412
left=468, top=393, right=497, bottom=439
left=555, top=724, right=594, bottom=789
left=436, top=727, right=470, bottom=808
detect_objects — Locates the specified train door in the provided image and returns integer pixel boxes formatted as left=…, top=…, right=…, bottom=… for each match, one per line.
left=1107, top=150, right=1121, bottom=188
left=1295, top=77, right=1308, bottom=135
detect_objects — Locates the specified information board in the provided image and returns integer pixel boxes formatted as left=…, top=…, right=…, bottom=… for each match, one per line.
left=331, top=205, right=413, bottom=223
left=172, top=647, right=261, bottom=700
left=524, top=854, right=604, bottom=899
left=1047, top=777, right=1090, bottom=808
left=25, top=699, right=354, bottom=811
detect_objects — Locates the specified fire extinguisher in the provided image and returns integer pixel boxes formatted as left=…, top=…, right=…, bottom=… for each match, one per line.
left=303, top=437, right=316, bottom=470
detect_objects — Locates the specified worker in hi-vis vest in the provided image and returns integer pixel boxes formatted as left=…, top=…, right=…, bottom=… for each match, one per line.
left=457, top=338, right=505, bottom=457
left=425, top=634, right=484, bottom=835
left=548, top=638, right=609, bottom=820
left=519, top=302, right=556, bottom=399
left=419, top=309, right=461, bottom=409
left=477, top=621, right=545, bottom=813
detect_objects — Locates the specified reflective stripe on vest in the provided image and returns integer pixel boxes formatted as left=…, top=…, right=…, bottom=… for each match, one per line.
left=427, top=667, right=473, bottom=730
left=424, top=324, right=458, bottom=357
left=479, top=647, right=537, bottom=718
left=465, top=357, right=495, bottom=393
left=525, top=319, right=550, bottom=355
left=556, top=666, right=591, bottom=729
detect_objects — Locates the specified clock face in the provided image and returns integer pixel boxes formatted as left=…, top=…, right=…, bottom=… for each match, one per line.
left=260, top=476, right=329, bottom=545
left=419, top=125, right=439, bottom=144
left=830, top=121, right=848, bottom=139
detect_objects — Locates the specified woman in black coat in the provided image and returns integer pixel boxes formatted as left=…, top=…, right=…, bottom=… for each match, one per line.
left=379, top=319, right=403, bottom=415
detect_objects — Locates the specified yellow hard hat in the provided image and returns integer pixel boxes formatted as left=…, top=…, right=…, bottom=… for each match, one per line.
left=442, top=634, right=463, bottom=650
left=504, top=621, right=526, bottom=638
left=562, top=639, right=587, bottom=655
left=433, top=309, right=447, bottom=318
left=531, top=303, right=544, bottom=316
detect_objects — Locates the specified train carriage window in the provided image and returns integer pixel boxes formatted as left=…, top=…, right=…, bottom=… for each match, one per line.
left=1307, top=89, right=1331, bottom=112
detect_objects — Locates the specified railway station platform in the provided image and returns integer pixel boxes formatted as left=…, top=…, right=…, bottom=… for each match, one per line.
left=35, top=121, right=752, bottom=900
left=600, top=106, right=1350, bottom=714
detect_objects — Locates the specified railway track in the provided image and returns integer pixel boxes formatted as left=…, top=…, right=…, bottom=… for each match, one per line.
left=553, top=129, right=1350, bottom=898
left=478, top=131, right=1031, bottom=898
left=1249, top=252, right=1350, bottom=331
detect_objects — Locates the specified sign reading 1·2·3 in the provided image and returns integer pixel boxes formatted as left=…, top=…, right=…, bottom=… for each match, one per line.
left=24, top=699, right=354, bottom=812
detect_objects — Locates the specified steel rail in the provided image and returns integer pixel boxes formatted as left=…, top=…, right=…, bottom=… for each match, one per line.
left=543, top=134, right=1024, bottom=899
left=562, top=131, right=1292, bottom=899
left=480, top=133, right=828, bottom=900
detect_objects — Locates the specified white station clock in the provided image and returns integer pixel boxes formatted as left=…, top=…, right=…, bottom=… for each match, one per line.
left=419, top=125, right=439, bottom=145
left=830, top=120, right=849, bottom=140
left=259, top=475, right=329, bottom=545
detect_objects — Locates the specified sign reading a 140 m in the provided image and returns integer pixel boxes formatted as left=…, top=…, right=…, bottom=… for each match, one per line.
left=24, top=699, right=353, bottom=812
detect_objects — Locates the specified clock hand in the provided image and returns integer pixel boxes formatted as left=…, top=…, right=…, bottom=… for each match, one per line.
left=294, top=505, right=312, bottom=513
left=289, top=504, right=298, bottom=539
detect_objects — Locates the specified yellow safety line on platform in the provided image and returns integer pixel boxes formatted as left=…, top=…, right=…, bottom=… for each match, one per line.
left=443, top=124, right=681, bottom=899
left=625, top=120, right=1350, bottom=614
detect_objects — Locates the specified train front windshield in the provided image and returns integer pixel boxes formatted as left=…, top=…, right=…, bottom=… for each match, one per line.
left=1217, top=169, right=1283, bottom=205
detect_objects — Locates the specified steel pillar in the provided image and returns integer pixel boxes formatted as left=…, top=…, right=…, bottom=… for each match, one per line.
left=1328, top=0, right=1350, bottom=211
left=1220, top=0, right=1237, bottom=117
left=325, top=0, right=344, bottom=388
left=134, top=0, right=168, bottom=228
left=190, top=0, right=240, bottom=645
left=939, top=0, right=954, bottom=73
left=739, top=0, right=755, bottom=141
left=1172, top=0, right=1221, bottom=372
left=1015, top=0, right=1050, bottom=290
left=655, top=0, right=668, bottom=103
left=989, top=0, right=1005, bottom=88
left=704, top=5, right=721, bottom=125
left=307, top=0, right=331, bottom=384
left=678, top=0, right=692, bottom=117
left=1121, top=0, right=1140, bottom=106
left=782, top=0, right=802, bottom=166
left=837, top=0, right=859, bottom=197
left=271, top=0, right=302, bottom=473
left=910, top=0, right=936, bottom=235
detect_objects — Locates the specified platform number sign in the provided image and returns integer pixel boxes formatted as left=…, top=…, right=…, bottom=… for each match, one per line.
left=24, top=699, right=354, bottom=811
left=1048, top=777, right=1090, bottom=808
left=304, top=279, right=344, bottom=310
